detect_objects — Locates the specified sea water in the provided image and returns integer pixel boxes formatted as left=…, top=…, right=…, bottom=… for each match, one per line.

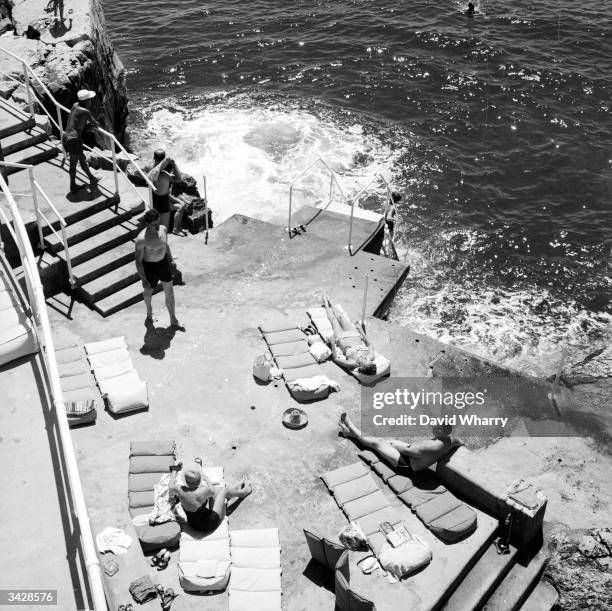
left=102, top=0, right=611, bottom=376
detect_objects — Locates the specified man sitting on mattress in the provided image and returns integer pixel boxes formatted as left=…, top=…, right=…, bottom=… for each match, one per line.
left=338, top=413, right=462, bottom=472
left=169, top=463, right=252, bottom=532
left=323, top=294, right=377, bottom=375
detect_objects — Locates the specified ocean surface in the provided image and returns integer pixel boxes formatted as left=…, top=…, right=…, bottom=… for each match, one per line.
left=101, top=0, right=611, bottom=376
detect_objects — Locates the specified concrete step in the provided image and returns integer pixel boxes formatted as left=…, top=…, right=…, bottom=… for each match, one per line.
left=55, top=219, right=140, bottom=267
left=71, top=241, right=136, bottom=286
left=0, top=112, right=35, bottom=140
left=92, top=279, right=159, bottom=317
left=441, top=541, right=518, bottom=611
left=79, top=261, right=139, bottom=303
left=482, top=550, right=549, bottom=611
left=518, top=580, right=558, bottom=611
left=2, top=127, right=49, bottom=157
left=4, top=140, right=59, bottom=173
left=43, top=200, right=144, bottom=252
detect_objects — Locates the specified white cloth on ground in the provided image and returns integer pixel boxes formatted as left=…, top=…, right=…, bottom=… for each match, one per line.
left=96, top=527, right=132, bottom=554
left=149, top=472, right=176, bottom=525
left=287, top=374, right=339, bottom=393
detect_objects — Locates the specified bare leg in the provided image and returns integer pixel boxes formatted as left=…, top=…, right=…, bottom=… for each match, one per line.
left=143, top=286, right=154, bottom=319
left=159, top=212, right=171, bottom=229
left=172, top=203, right=185, bottom=234
left=323, top=294, right=343, bottom=338
left=68, top=154, right=78, bottom=190
left=226, top=481, right=252, bottom=501
left=78, top=153, right=98, bottom=183
left=161, top=281, right=179, bottom=326
left=339, top=413, right=402, bottom=468
left=211, top=482, right=252, bottom=521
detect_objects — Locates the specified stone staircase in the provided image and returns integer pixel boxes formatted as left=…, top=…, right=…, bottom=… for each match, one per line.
left=1, top=97, right=152, bottom=317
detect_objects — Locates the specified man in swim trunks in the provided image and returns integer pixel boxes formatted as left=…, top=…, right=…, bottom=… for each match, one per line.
left=134, top=208, right=182, bottom=327
left=62, top=90, right=101, bottom=193
left=384, top=192, right=401, bottom=239
left=338, top=413, right=462, bottom=472
left=169, top=463, right=252, bottom=532
left=147, top=149, right=187, bottom=235
left=323, top=294, right=377, bottom=375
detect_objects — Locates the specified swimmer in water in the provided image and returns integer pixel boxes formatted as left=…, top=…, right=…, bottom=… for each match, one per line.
left=466, top=2, right=475, bottom=14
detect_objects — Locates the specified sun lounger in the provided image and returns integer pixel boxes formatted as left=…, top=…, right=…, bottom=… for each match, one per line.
left=259, top=319, right=337, bottom=402
left=55, top=344, right=99, bottom=426
left=85, top=336, right=148, bottom=414
left=0, top=269, right=38, bottom=367
left=128, top=440, right=181, bottom=552
left=307, top=304, right=391, bottom=386
left=179, top=517, right=232, bottom=592
left=321, top=462, right=404, bottom=556
left=359, top=451, right=477, bottom=543
left=229, top=528, right=282, bottom=611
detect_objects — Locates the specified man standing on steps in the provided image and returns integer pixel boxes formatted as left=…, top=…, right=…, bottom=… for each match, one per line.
left=62, top=89, right=101, bottom=193
left=135, top=208, right=184, bottom=329
left=147, top=149, right=187, bottom=235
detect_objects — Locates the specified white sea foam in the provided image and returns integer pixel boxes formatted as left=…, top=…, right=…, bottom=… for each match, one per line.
left=132, top=98, right=399, bottom=224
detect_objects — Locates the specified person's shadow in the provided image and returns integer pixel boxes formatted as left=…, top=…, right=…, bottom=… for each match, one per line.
left=140, top=319, right=177, bottom=359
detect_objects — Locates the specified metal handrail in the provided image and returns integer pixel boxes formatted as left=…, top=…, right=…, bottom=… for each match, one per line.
left=288, top=157, right=346, bottom=233
left=0, top=173, right=107, bottom=611
left=0, top=44, right=155, bottom=206
left=0, top=161, right=76, bottom=287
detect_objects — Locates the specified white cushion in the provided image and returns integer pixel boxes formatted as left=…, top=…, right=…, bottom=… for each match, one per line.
left=93, top=359, right=135, bottom=380
left=231, top=547, right=281, bottom=569
left=98, top=372, right=148, bottom=413
left=230, top=528, right=280, bottom=548
left=84, top=336, right=128, bottom=354
left=229, top=567, right=281, bottom=592
left=87, top=348, right=131, bottom=369
left=228, top=590, right=282, bottom=611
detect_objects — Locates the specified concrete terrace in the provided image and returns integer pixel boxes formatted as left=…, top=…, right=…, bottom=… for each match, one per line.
left=1, top=204, right=611, bottom=610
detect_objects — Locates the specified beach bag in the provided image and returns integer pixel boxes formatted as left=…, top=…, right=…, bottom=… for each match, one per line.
left=378, top=535, right=432, bottom=579
left=253, top=351, right=273, bottom=381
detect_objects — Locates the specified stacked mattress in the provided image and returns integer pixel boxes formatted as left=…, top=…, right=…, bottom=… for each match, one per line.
left=55, top=344, right=98, bottom=426
left=229, top=528, right=282, bottom=611
left=128, top=440, right=181, bottom=551
left=85, top=336, right=148, bottom=414
left=307, top=304, right=390, bottom=385
left=359, top=451, right=477, bottom=543
left=0, top=261, right=38, bottom=367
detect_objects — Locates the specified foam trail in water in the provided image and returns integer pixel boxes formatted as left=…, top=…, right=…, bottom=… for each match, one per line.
left=133, top=102, right=399, bottom=224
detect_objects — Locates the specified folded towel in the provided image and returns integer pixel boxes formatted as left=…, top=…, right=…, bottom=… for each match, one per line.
left=287, top=375, right=339, bottom=393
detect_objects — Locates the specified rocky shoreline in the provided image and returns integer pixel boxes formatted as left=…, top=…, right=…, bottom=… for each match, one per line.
left=1, top=0, right=127, bottom=137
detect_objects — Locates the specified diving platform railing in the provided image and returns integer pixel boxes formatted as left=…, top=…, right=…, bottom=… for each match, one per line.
left=0, top=173, right=107, bottom=611
left=0, top=44, right=156, bottom=210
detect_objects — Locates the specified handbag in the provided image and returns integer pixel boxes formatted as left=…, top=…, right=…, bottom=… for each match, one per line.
left=253, top=350, right=273, bottom=381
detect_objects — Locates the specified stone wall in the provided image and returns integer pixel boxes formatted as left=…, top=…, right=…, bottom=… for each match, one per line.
left=0, top=0, right=127, bottom=138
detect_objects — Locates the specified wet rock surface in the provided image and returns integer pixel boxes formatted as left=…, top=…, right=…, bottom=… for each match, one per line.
left=545, top=526, right=612, bottom=610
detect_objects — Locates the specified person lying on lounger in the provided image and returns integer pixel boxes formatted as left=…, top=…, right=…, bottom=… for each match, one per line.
left=338, top=413, right=462, bottom=472
left=169, top=463, right=252, bottom=532
left=322, top=294, right=377, bottom=375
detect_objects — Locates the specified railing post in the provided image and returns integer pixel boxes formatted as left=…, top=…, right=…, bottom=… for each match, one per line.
left=348, top=196, right=356, bottom=253
left=361, top=273, right=369, bottom=330
left=110, top=146, right=119, bottom=196
left=28, top=169, right=44, bottom=249
left=60, top=223, right=75, bottom=287
left=202, top=175, right=209, bottom=243
left=329, top=173, right=334, bottom=203
left=56, top=105, right=63, bottom=140
left=21, top=62, right=35, bottom=118
left=147, top=184, right=153, bottom=210
left=288, top=185, right=293, bottom=233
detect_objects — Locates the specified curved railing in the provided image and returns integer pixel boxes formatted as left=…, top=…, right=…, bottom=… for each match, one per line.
left=0, top=44, right=155, bottom=207
left=0, top=173, right=107, bottom=610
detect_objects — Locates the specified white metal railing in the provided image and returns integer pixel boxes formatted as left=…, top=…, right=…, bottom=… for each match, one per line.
left=348, top=173, right=398, bottom=257
left=0, top=44, right=155, bottom=208
left=287, top=157, right=347, bottom=235
left=0, top=173, right=107, bottom=611
left=0, top=161, right=76, bottom=286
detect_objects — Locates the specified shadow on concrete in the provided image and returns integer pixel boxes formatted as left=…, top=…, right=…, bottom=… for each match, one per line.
left=66, top=184, right=101, bottom=202
left=30, top=354, right=93, bottom=610
left=303, top=559, right=334, bottom=592
left=46, top=294, right=75, bottom=320
left=48, top=18, right=73, bottom=38
left=140, top=320, right=177, bottom=360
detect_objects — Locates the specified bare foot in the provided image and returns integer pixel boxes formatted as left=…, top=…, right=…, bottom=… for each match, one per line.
left=170, top=319, right=185, bottom=331
left=237, top=481, right=252, bottom=500
left=338, top=413, right=360, bottom=439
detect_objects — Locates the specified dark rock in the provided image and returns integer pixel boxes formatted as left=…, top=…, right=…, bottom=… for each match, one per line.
left=126, top=162, right=148, bottom=187
left=172, top=173, right=199, bottom=198
left=24, top=24, right=39, bottom=39
left=490, top=296, right=500, bottom=304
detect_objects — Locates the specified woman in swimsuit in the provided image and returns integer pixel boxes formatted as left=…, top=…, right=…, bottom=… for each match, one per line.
left=322, top=294, right=377, bottom=375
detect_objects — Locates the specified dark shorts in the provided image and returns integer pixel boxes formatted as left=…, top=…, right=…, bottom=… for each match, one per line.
left=184, top=506, right=221, bottom=532
left=152, top=192, right=171, bottom=213
left=62, top=134, right=83, bottom=155
left=142, top=258, right=172, bottom=288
